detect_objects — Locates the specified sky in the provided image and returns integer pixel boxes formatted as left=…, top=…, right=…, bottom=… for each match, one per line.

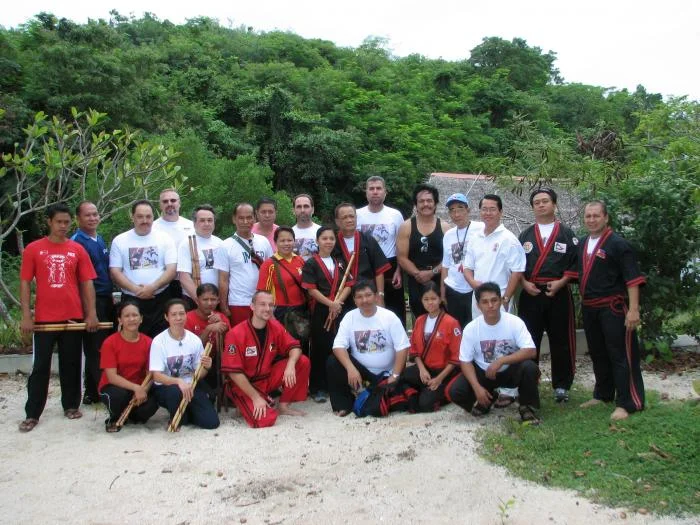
left=3, top=0, right=699, bottom=101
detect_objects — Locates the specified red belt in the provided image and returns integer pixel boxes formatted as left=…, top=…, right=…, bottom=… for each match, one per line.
left=582, top=294, right=626, bottom=314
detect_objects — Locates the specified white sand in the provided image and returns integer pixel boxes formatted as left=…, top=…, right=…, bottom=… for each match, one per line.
left=0, top=357, right=697, bottom=525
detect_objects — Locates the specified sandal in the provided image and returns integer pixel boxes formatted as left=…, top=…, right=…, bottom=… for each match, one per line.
left=494, top=394, right=516, bottom=409
left=105, top=421, right=121, bottom=433
left=519, top=405, right=541, bottom=425
left=471, top=403, right=491, bottom=417
left=64, top=408, right=83, bottom=420
left=19, top=418, right=39, bottom=433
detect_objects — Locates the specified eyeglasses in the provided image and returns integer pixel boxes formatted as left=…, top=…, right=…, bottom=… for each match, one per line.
left=161, top=199, right=178, bottom=204
left=420, top=236, right=429, bottom=253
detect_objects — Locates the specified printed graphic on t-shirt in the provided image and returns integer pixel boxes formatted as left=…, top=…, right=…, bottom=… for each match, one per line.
left=294, top=238, right=318, bottom=257
left=360, top=224, right=391, bottom=244
left=166, top=353, right=197, bottom=378
left=450, top=242, right=465, bottom=264
left=354, top=329, right=387, bottom=354
left=480, top=339, right=517, bottom=363
left=45, top=254, right=70, bottom=288
left=129, top=246, right=159, bottom=270
left=202, top=248, right=214, bottom=269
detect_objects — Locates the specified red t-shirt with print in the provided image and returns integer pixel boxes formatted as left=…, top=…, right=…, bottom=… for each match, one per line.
left=20, top=237, right=97, bottom=322
left=185, top=310, right=231, bottom=350
left=98, top=332, right=153, bottom=392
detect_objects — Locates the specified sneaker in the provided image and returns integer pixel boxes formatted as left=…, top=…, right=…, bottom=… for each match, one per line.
left=554, top=388, right=569, bottom=403
left=313, top=390, right=328, bottom=403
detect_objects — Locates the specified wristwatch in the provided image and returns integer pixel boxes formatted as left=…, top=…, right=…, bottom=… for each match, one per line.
left=390, top=373, right=400, bottom=379
left=378, top=291, right=385, bottom=297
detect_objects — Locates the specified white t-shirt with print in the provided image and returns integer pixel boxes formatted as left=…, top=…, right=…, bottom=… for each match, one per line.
left=150, top=329, right=204, bottom=384
left=109, top=228, right=177, bottom=295
left=459, top=312, right=535, bottom=372
left=213, top=234, right=272, bottom=306
left=332, top=306, right=410, bottom=375
left=292, top=223, right=321, bottom=260
left=177, top=234, right=223, bottom=298
left=356, top=205, right=404, bottom=259
left=152, top=216, right=195, bottom=250
left=442, top=221, right=484, bottom=293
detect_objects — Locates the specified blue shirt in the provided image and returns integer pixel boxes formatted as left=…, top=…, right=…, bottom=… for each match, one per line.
left=70, top=229, right=112, bottom=296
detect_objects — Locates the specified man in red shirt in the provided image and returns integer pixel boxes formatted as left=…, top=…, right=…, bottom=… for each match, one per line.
left=221, top=290, right=310, bottom=428
left=19, top=203, right=99, bottom=432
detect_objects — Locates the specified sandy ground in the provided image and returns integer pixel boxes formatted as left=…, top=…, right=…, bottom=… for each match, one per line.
left=0, top=356, right=697, bottom=525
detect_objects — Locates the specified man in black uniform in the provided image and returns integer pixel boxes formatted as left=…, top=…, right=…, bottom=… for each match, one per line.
left=397, top=183, right=449, bottom=318
left=333, top=203, right=391, bottom=310
left=518, top=189, right=578, bottom=403
left=576, top=200, right=646, bottom=421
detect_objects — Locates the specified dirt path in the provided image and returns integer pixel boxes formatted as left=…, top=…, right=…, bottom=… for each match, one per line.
left=0, top=357, right=697, bottom=525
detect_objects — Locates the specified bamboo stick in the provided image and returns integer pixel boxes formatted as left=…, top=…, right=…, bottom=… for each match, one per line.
left=115, top=373, right=153, bottom=428
left=188, top=235, right=201, bottom=287
left=324, top=251, right=355, bottom=331
left=167, top=342, right=213, bottom=432
left=33, top=321, right=113, bottom=332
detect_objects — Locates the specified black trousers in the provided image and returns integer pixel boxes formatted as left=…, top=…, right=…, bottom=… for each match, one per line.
left=518, top=286, right=576, bottom=390
left=582, top=303, right=645, bottom=413
left=401, top=364, right=458, bottom=412
left=100, top=384, right=159, bottom=424
left=447, top=360, right=541, bottom=411
left=444, top=285, right=472, bottom=330
left=125, top=291, right=170, bottom=338
left=327, top=355, right=385, bottom=412
left=309, top=303, right=336, bottom=393
left=384, top=257, right=406, bottom=327
left=152, top=383, right=220, bottom=429
left=80, top=295, right=114, bottom=399
left=407, top=273, right=440, bottom=319
left=25, top=323, right=83, bottom=419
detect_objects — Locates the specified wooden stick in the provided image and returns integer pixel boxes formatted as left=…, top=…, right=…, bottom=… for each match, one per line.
left=115, top=373, right=153, bottom=428
left=324, top=251, right=355, bottom=331
left=188, top=235, right=201, bottom=288
left=33, top=322, right=113, bottom=332
left=167, top=342, right=213, bottom=432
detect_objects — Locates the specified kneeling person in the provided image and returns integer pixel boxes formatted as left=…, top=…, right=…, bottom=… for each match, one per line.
left=222, top=291, right=310, bottom=428
left=447, top=282, right=541, bottom=424
left=150, top=299, right=220, bottom=430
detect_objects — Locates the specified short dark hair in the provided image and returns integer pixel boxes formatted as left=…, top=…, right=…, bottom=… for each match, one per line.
left=334, top=202, right=356, bottom=218
left=585, top=200, right=608, bottom=216
left=164, top=298, right=187, bottom=315
left=256, top=197, right=277, bottom=210
left=47, top=203, right=72, bottom=219
left=529, top=188, right=558, bottom=207
left=366, top=175, right=386, bottom=188
left=75, top=201, right=96, bottom=216
left=116, top=300, right=141, bottom=319
left=475, top=282, right=501, bottom=302
left=421, top=280, right=441, bottom=297
left=274, top=226, right=295, bottom=242
left=293, top=193, right=314, bottom=207
left=196, top=283, right=219, bottom=297
left=412, top=183, right=439, bottom=206
left=192, top=204, right=216, bottom=222
left=233, top=202, right=254, bottom=217
left=316, top=225, right=335, bottom=240
left=352, top=279, right=376, bottom=297
left=479, top=194, right=502, bottom=211
left=251, top=289, right=273, bottom=304
left=131, top=199, right=154, bottom=215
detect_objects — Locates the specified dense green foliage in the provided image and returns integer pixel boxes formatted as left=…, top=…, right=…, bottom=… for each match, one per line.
left=0, top=12, right=698, bottom=347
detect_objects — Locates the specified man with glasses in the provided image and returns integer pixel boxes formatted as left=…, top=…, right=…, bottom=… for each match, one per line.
left=214, top=203, right=273, bottom=326
left=397, top=183, right=449, bottom=318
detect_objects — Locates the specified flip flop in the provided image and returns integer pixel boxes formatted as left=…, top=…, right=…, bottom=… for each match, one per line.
left=19, top=418, right=39, bottom=433
left=64, top=409, right=83, bottom=420
left=494, top=395, right=516, bottom=409
left=519, top=405, right=541, bottom=425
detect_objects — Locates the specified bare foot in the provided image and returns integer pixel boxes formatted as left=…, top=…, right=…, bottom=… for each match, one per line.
left=278, top=403, right=306, bottom=417
left=580, top=398, right=604, bottom=409
left=334, top=410, right=349, bottom=417
left=610, top=407, right=629, bottom=421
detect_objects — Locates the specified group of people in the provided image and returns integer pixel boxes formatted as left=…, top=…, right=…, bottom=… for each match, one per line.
left=17, top=176, right=646, bottom=433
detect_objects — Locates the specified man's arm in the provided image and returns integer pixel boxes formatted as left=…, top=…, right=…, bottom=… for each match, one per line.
left=79, top=280, right=99, bottom=331
left=390, top=347, right=409, bottom=381
left=110, top=267, right=139, bottom=295
left=140, top=264, right=176, bottom=298
left=332, top=347, right=362, bottom=390
left=20, top=280, right=33, bottom=336
left=283, top=346, right=303, bottom=387
left=179, top=271, right=198, bottom=300
left=502, top=271, right=522, bottom=307
left=460, top=361, right=492, bottom=407
left=463, top=268, right=481, bottom=290
left=625, top=285, right=641, bottom=330
left=218, top=270, right=230, bottom=317
left=485, top=347, right=536, bottom=379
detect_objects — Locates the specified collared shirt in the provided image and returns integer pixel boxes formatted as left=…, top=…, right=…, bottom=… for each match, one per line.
left=464, top=223, right=526, bottom=291
left=70, top=229, right=112, bottom=296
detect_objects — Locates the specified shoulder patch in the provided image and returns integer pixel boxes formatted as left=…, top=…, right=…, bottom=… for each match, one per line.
left=245, top=346, right=258, bottom=356
left=453, top=327, right=462, bottom=336
left=227, top=344, right=237, bottom=355
left=523, top=241, right=533, bottom=254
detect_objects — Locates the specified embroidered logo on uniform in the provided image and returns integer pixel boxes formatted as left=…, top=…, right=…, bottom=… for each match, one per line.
left=596, top=250, right=607, bottom=259
left=245, top=346, right=258, bottom=356
left=572, top=237, right=579, bottom=245
left=554, top=242, right=567, bottom=254
left=523, top=241, right=533, bottom=254
left=227, top=344, right=237, bottom=355
left=454, top=327, right=461, bottom=336
left=269, top=343, right=276, bottom=353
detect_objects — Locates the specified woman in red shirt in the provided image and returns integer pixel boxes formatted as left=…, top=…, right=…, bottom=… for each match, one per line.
left=99, top=301, right=158, bottom=432
left=401, top=281, right=462, bottom=412
left=257, top=226, right=309, bottom=341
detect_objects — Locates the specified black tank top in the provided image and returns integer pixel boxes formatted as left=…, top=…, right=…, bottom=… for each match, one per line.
left=408, top=216, right=444, bottom=269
